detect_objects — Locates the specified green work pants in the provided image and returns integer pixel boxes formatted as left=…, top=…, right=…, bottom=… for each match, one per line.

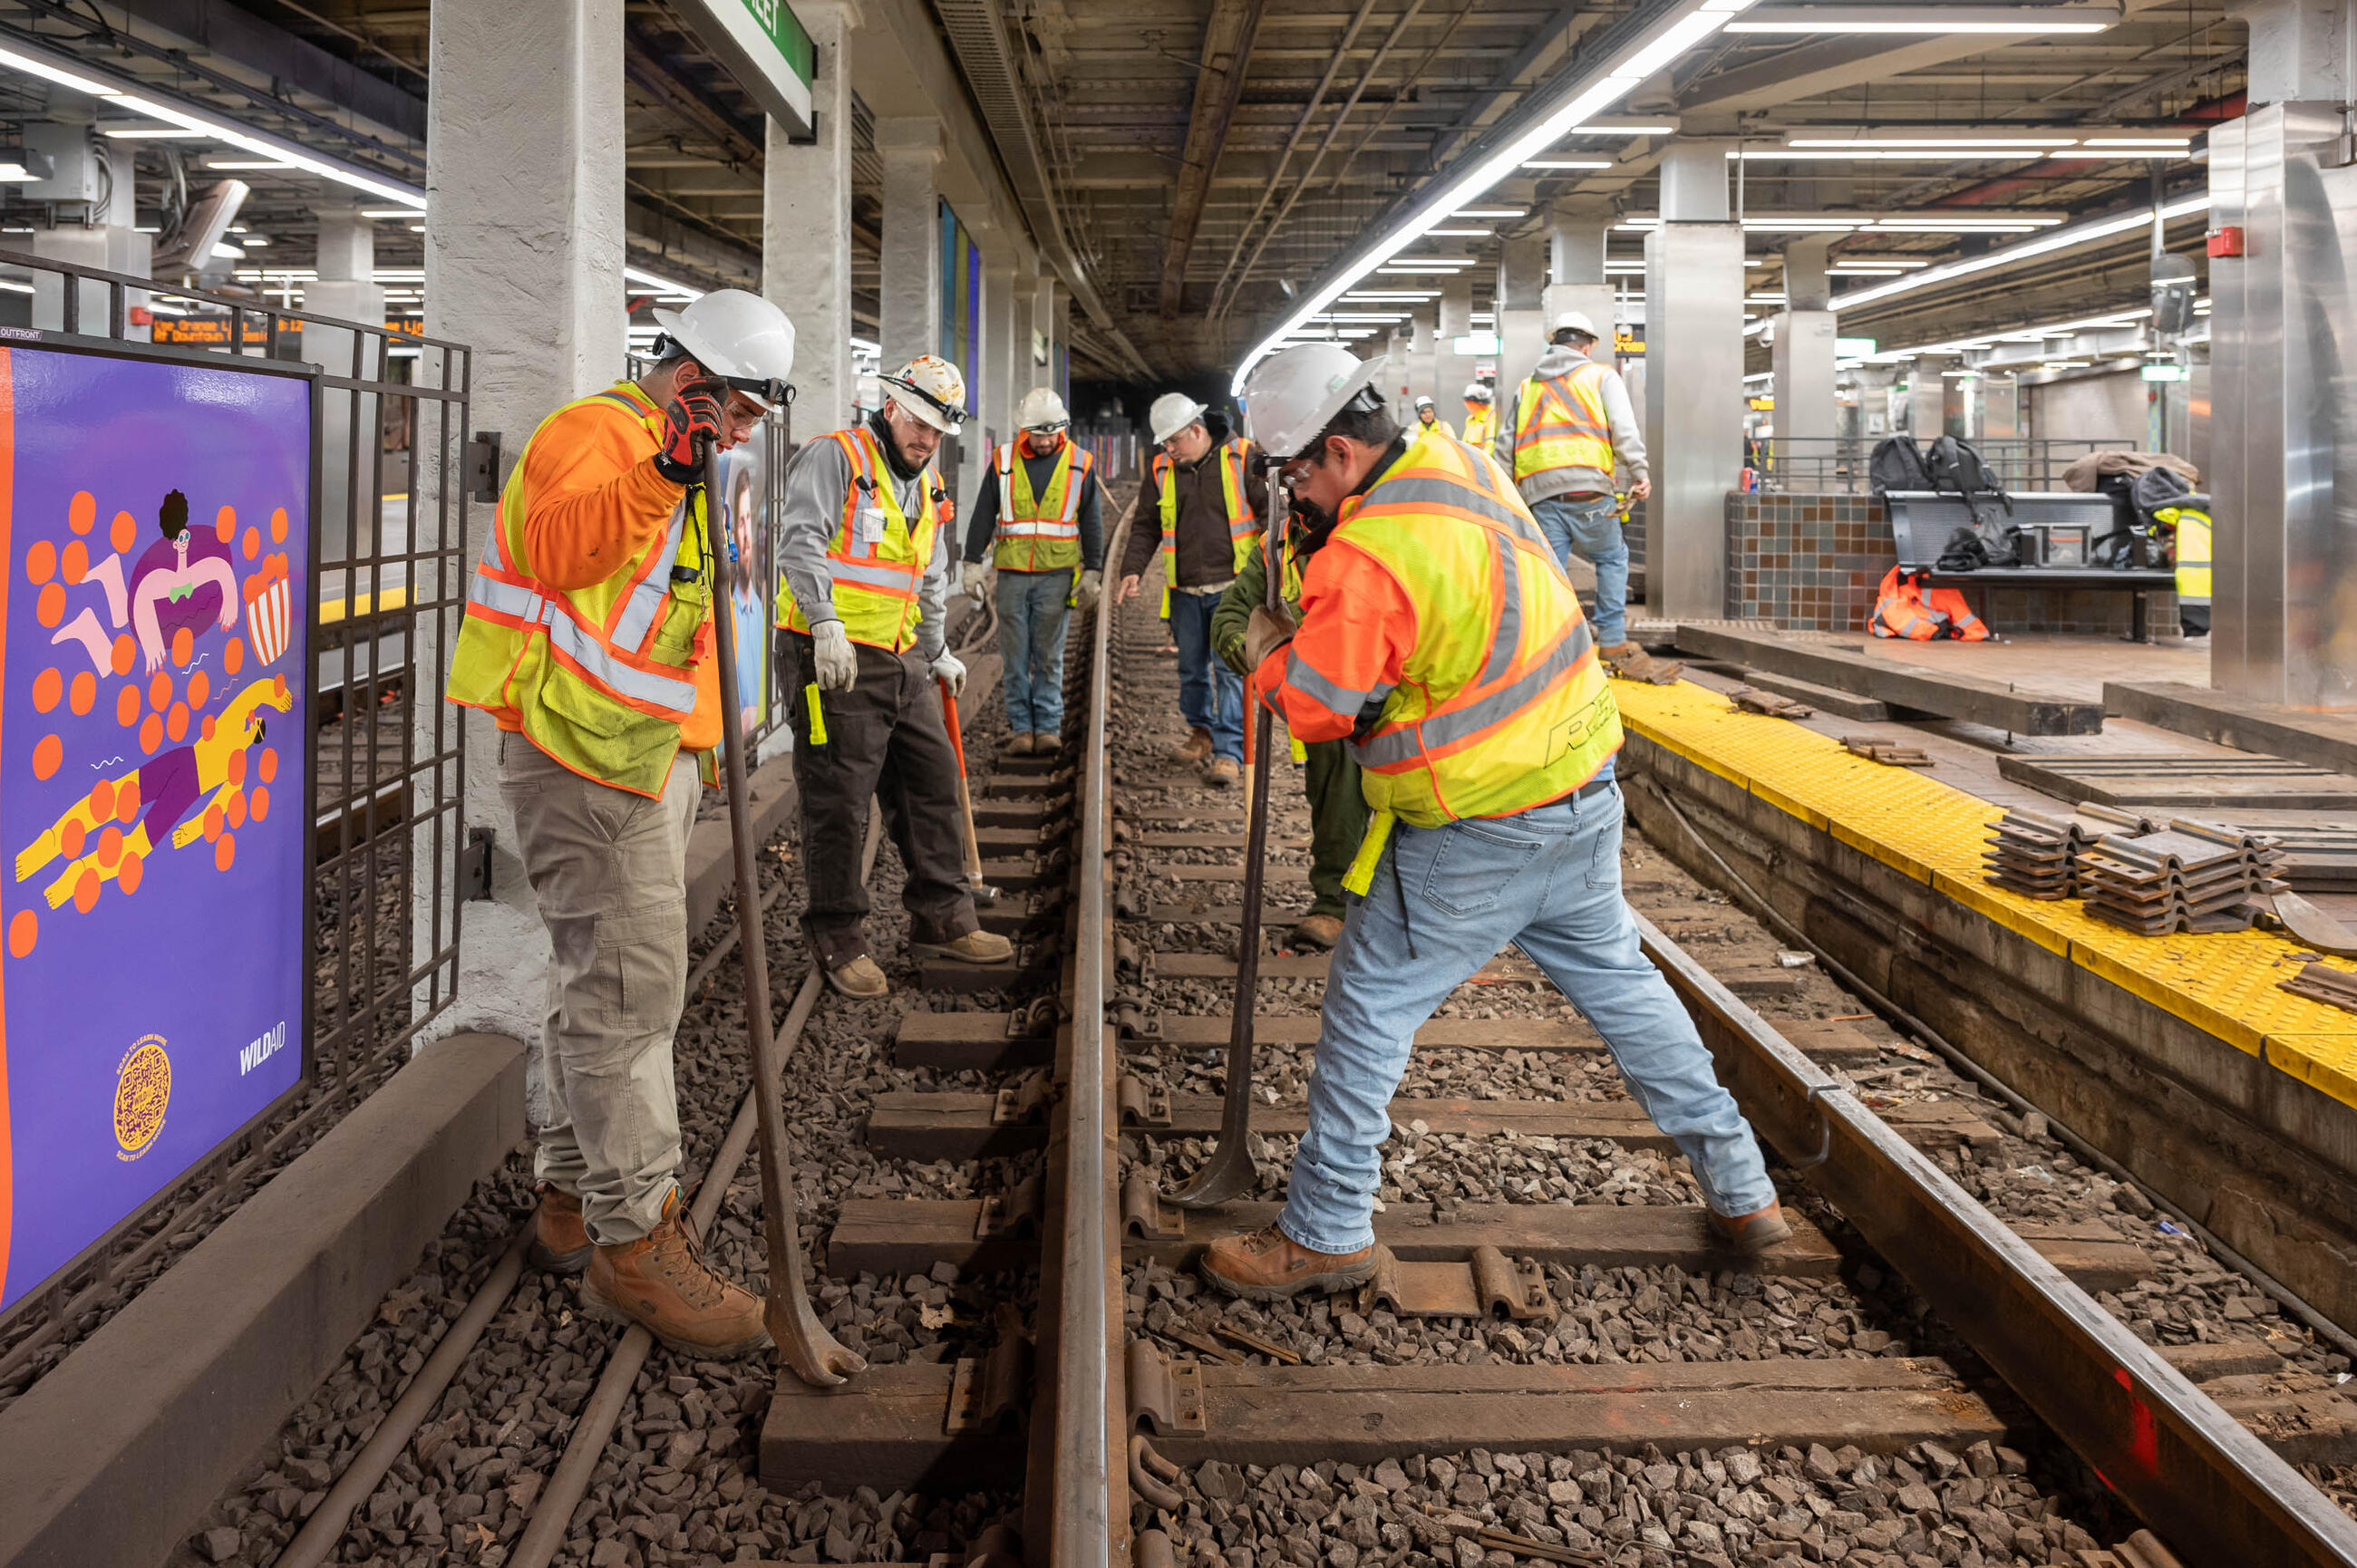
left=1303, top=736, right=1370, bottom=922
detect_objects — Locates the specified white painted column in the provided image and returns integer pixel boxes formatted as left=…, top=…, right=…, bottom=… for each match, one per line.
left=876, top=117, right=943, bottom=371
left=984, top=250, right=1018, bottom=452
left=1643, top=140, right=1744, bottom=620
left=418, top=0, right=627, bottom=1050
left=1436, top=275, right=1475, bottom=415
left=1408, top=308, right=1438, bottom=413
left=306, top=206, right=386, bottom=585
left=1014, top=257, right=1039, bottom=410
left=1495, top=234, right=1546, bottom=404
left=1906, top=356, right=1949, bottom=439
left=1770, top=236, right=1837, bottom=445
left=1544, top=198, right=1615, bottom=349
left=765, top=0, right=859, bottom=438
left=1051, top=290, right=1070, bottom=400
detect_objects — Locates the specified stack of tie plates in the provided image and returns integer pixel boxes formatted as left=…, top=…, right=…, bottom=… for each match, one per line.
left=1982, top=803, right=2158, bottom=901
left=2080, top=819, right=2288, bottom=935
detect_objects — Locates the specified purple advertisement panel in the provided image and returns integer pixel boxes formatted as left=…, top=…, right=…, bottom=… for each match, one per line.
left=0, top=342, right=314, bottom=1312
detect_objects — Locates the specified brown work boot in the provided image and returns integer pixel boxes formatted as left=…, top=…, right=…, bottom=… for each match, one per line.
left=1201, top=756, right=1239, bottom=788
left=528, top=1184, right=592, bottom=1274
left=1707, top=1201, right=1793, bottom=1254
left=580, top=1193, right=771, bottom=1358
left=1175, top=728, right=1213, bottom=762
left=1006, top=731, right=1035, bottom=757
left=913, top=928, right=1015, bottom=965
left=826, top=953, right=891, bottom=998
left=1201, top=1225, right=1377, bottom=1302
left=1600, top=641, right=1684, bottom=684
left=1288, top=913, right=1345, bottom=952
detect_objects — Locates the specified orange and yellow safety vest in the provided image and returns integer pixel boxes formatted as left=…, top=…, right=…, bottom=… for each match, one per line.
left=1152, top=437, right=1257, bottom=616
left=774, top=425, right=944, bottom=653
left=1461, top=404, right=1497, bottom=450
left=1511, top=361, right=1615, bottom=482
left=991, top=439, right=1092, bottom=573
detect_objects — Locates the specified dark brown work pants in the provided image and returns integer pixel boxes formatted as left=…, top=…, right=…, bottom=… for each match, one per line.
left=779, top=631, right=979, bottom=968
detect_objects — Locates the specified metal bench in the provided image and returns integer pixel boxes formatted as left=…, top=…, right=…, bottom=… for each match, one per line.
left=1883, top=490, right=2178, bottom=642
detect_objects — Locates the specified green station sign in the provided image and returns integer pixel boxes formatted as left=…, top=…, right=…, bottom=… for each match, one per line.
left=675, top=0, right=815, bottom=136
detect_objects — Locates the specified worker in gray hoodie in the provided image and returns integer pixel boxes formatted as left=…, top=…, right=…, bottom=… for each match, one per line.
left=1494, top=311, right=1679, bottom=682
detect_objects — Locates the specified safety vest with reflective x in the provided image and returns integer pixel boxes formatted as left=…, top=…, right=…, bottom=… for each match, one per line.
left=447, top=383, right=712, bottom=799
left=1512, top=360, right=1615, bottom=483
left=1153, top=437, right=1257, bottom=616
left=1319, top=428, right=1623, bottom=828
left=991, top=439, right=1092, bottom=573
left=774, top=424, right=944, bottom=653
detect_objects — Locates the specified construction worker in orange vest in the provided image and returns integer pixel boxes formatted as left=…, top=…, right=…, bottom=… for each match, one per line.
left=1497, top=312, right=1681, bottom=683
left=446, top=289, right=793, bottom=1358
left=1198, top=343, right=1784, bottom=1301
left=773, top=355, right=1014, bottom=999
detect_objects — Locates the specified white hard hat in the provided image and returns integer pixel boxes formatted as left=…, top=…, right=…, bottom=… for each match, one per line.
left=653, top=289, right=797, bottom=411
left=1015, top=386, right=1070, bottom=431
left=1149, top=392, right=1209, bottom=445
left=1239, top=344, right=1389, bottom=460
left=878, top=354, right=968, bottom=432
left=1463, top=382, right=1492, bottom=402
left=1413, top=394, right=1435, bottom=410
left=1551, top=310, right=1601, bottom=341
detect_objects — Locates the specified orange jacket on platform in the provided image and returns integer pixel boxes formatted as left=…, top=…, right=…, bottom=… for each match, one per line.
left=500, top=392, right=723, bottom=754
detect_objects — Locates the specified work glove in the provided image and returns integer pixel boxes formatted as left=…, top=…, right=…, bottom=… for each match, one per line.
left=1244, top=604, right=1298, bottom=674
left=930, top=649, right=968, bottom=698
left=960, top=561, right=990, bottom=605
left=1216, top=629, right=1252, bottom=677
left=811, top=621, right=858, bottom=692
left=1074, top=569, right=1102, bottom=613
left=654, top=374, right=727, bottom=483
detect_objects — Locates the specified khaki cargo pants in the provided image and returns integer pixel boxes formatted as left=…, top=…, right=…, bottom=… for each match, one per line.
left=500, top=732, right=698, bottom=1245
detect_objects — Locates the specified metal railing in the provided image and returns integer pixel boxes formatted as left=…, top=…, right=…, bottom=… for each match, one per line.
left=1751, top=436, right=2139, bottom=496
left=0, top=250, right=470, bottom=1396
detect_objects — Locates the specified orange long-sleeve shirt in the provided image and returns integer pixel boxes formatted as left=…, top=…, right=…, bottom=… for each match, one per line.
left=503, top=386, right=723, bottom=753
left=1251, top=537, right=1421, bottom=743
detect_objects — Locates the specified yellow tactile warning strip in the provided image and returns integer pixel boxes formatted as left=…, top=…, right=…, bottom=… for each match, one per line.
left=1610, top=678, right=2357, bottom=1104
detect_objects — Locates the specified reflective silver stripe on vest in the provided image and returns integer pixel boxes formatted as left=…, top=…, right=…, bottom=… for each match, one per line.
left=611, top=498, right=689, bottom=653
left=999, top=519, right=1081, bottom=538
left=830, top=557, right=921, bottom=592
left=1353, top=615, right=1596, bottom=769
left=1479, top=528, right=1525, bottom=688
left=1061, top=453, right=1088, bottom=521
left=544, top=605, right=698, bottom=713
left=1283, top=647, right=1373, bottom=714
left=1362, top=473, right=1547, bottom=549
left=996, top=447, right=1015, bottom=521
left=469, top=571, right=543, bottom=623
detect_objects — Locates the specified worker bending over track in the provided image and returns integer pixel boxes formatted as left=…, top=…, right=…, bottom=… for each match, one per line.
left=1117, top=392, right=1270, bottom=787
left=1211, top=498, right=1367, bottom=953
left=774, top=355, right=1014, bottom=1000
left=447, top=289, right=795, bottom=1357
left=958, top=387, right=1107, bottom=753
left=1496, top=312, right=1678, bottom=684
left=1200, top=343, right=1786, bottom=1302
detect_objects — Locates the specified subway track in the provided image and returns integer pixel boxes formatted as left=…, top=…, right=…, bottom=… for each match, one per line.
left=174, top=563, right=2357, bottom=1568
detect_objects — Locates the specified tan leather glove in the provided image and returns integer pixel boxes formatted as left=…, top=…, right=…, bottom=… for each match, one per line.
left=1243, top=604, right=1298, bottom=674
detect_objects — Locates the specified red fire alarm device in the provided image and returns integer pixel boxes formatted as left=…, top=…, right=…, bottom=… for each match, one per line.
left=2207, top=226, right=2245, bottom=257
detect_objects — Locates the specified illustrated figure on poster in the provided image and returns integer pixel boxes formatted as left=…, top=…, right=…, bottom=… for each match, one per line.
left=14, top=675, right=292, bottom=909
left=45, top=489, right=240, bottom=678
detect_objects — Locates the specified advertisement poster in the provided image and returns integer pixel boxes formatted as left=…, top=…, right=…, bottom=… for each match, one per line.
left=0, top=343, right=313, bottom=1312
left=720, top=440, right=768, bottom=736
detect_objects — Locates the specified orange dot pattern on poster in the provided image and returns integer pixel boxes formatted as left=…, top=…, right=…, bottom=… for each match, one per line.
left=166, top=702, right=189, bottom=743
left=224, top=638, right=244, bottom=675
left=110, top=634, right=133, bottom=675
left=32, top=735, right=62, bottom=779
left=225, top=790, right=247, bottom=830
left=32, top=668, right=61, bottom=712
left=69, top=672, right=94, bottom=715
left=170, top=628, right=193, bottom=668
left=119, top=855, right=141, bottom=895
left=61, top=539, right=86, bottom=584
left=69, top=491, right=95, bottom=535
left=227, top=750, right=247, bottom=787
left=242, top=527, right=259, bottom=561
left=214, top=834, right=236, bottom=873
left=250, top=786, right=269, bottom=821
left=149, top=672, right=171, bottom=711
left=6, top=910, right=34, bottom=958
left=115, top=684, right=140, bottom=726
left=97, top=826, right=123, bottom=868
left=24, top=539, right=54, bottom=584
left=90, top=778, right=114, bottom=818
left=270, top=508, right=287, bottom=543
left=35, top=583, right=63, bottom=627
left=215, top=505, right=236, bottom=542
left=140, top=713, right=162, bottom=754
left=259, top=747, right=278, bottom=782
left=110, top=509, right=135, bottom=554
left=187, top=670, right=209, bottom=709
left=59, top=819, right=84, bottom=860
left=203, top=805, right=223, bottom=842
left=115, top=782, right=141, bottom=824
left=73, top=869, right=100, bottom=913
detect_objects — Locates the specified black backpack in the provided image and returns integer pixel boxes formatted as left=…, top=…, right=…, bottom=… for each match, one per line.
left=1925, top=435, right=2013, bottom=521
left=1869, top=435, right=1935, bottom=496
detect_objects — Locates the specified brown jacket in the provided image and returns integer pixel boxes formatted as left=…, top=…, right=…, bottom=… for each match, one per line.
left=1119, top=441, right=1272, bottom=590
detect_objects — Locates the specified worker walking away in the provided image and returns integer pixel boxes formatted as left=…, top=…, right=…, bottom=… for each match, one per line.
left=957, top=387, right=1107, bottom=752
left=1212, top=496, right=1367, bottom=953
left=1200, top=344, right=1785, bottom=1301
left=774, top=355, right=1015, bottom=999
left=447, top=290, right=796, bottom=1357
left=1116, top=392, right=1270, bottom=786
left=2133, top=467, right=2210, bottom=637
left=1459, top=381, right=1496, bottom=450
left=1497, top=311, right=1679, bottom=683
left=1411, top=395, right=1453, bottom=439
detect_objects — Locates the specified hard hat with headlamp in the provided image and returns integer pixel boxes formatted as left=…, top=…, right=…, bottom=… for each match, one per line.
left=1238, top=344, right=1389, bottom=460
left=1016, top=386, right=1070, bottom=431
left=651, top=289, right=797, bottom=412
left=878, top=355, right=969, bottom=433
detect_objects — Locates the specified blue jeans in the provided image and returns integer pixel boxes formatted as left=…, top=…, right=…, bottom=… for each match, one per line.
left=1531, top=492, right=1630, bottom=647
left=1278, top=785, right=1777, bottom=1254
left=1168, top=587, right=1244, bottom=763
left=994, top=568, right=1072, bottom=736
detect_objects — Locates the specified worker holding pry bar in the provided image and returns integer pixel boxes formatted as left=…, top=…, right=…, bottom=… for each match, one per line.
left=1198, top=343, right=1786, bottom=1302
left=772, top=355, right=1014, bottom=1000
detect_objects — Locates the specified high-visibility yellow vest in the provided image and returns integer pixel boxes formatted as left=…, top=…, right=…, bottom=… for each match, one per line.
left=1416, top=413, right=1457, bottom=440
left=446, top=384, right=712, bottom=799
left=1512, top=361, right=1615, bottom=482
left=774, top=425, right=944, bottom=653
left=991, top=439, right=1092, bottom=572
left=2160, top=503, right=2211, bottom=605
left=1461, top=405, right=1497, bottom=450
left=1153, top=437, right=1257, bottom=616
left=1333, top=429, right=1622, bottom=828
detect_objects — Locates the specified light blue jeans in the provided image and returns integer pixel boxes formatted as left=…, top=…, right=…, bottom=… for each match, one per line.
left=1531, top=492, right=1630, bottom=647
left=1168, top=587, right=1245, bottom=763
left=994, top=567, right=1072, bottom=736
left=1277, top=784, right=1777, bottom=1255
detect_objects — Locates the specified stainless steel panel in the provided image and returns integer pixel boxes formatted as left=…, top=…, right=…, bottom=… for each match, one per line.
left=2209, top=117, right=2248, bottom=684
left=1643, top=221, right=1746, bottom=619
left=1770, top=309, right=1837, bottom=440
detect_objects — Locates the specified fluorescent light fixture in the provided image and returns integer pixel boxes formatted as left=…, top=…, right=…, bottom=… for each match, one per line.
left=0, top=279, right=32, bottom=295
left=1787, top=137, right=2074, bottom=150
left=211, top=243, right=245, bottom=260
left=1569, top=121, right=1677, bottom=135
left=1378, top=263, right=1475, bottom=274
left=1451, top=208, right=1525, bottom=218
left=1521, top=159, right=1615, bottom=170
left=1736, top=149, right=2067, bottom=160
left=0, top=156, right=46, bottom=182
left=361, top=208, right=420, bottom=219
left=204, top=160, right=296, bottom=170
left=1827, top=266, right=1905, bottom=276
left=849, top=335, right=881, bottom=355
left=2085, top=137, right=2192, bottom=148
left=625, top=265, right=703, bottom=299
left=1424, top=227, right=1496, bottom=237
left=1726, top=5, right=2118, bottom=33
left=1343, top=290, right=1440, bottom=300
left=242, top=235, right=270, bottom=246
left=1940, top=368, right=1980, bottom=378
left=1825, top=256, right=1930, bottom=268
left=1834, top=194, right=2207, bottom=312
left=1746, top=294, right=1789, bottom=305
left=100, top=124, right=209, bottom=140
left=1453, top=332, right=1502, bottom=354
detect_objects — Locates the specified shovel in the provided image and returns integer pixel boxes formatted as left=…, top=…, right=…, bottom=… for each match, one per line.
left=698, top=434, right=865, bottom=1387
left=1167, top=468, right=1286, bottom=1209
left=938, top=676, right=1000, bottom=905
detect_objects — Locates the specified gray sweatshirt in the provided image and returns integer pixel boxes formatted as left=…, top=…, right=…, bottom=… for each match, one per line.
left=1494, top=342, right=1648, bottom=505
left=776, top=427, right=952, bottom=662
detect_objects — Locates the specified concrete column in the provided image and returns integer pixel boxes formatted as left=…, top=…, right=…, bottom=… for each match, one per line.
left=877, top=117, right=943, bottom=371
left=1436, top=276, right=1475, bottom=419
left=418, top=0, right=627, bottom=1049
left=765, top=0, right=859, bottom=437
left=1495, top=234, right=1546, bottom=402
left=1408, top=308, right=1438, bottom=413
left=31, top=132, right=151, bottom=339
left=1013, top=258, right=1038, bottom=411
left=1770, top=236, right=1836, bottom=446
left=1544, top=198, right=1615, bottom=351
left=983, top=249, right=1019, bottom=460
left=1032, top=273, right=1057, bottom=400
left=1906, top=357, right=1948, bottom=439
left=1051, top=290, right=1070, bottom=400
left=1643, top=140, right=1744, bottom=620
left=306, top=206, right=386, bottom=586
